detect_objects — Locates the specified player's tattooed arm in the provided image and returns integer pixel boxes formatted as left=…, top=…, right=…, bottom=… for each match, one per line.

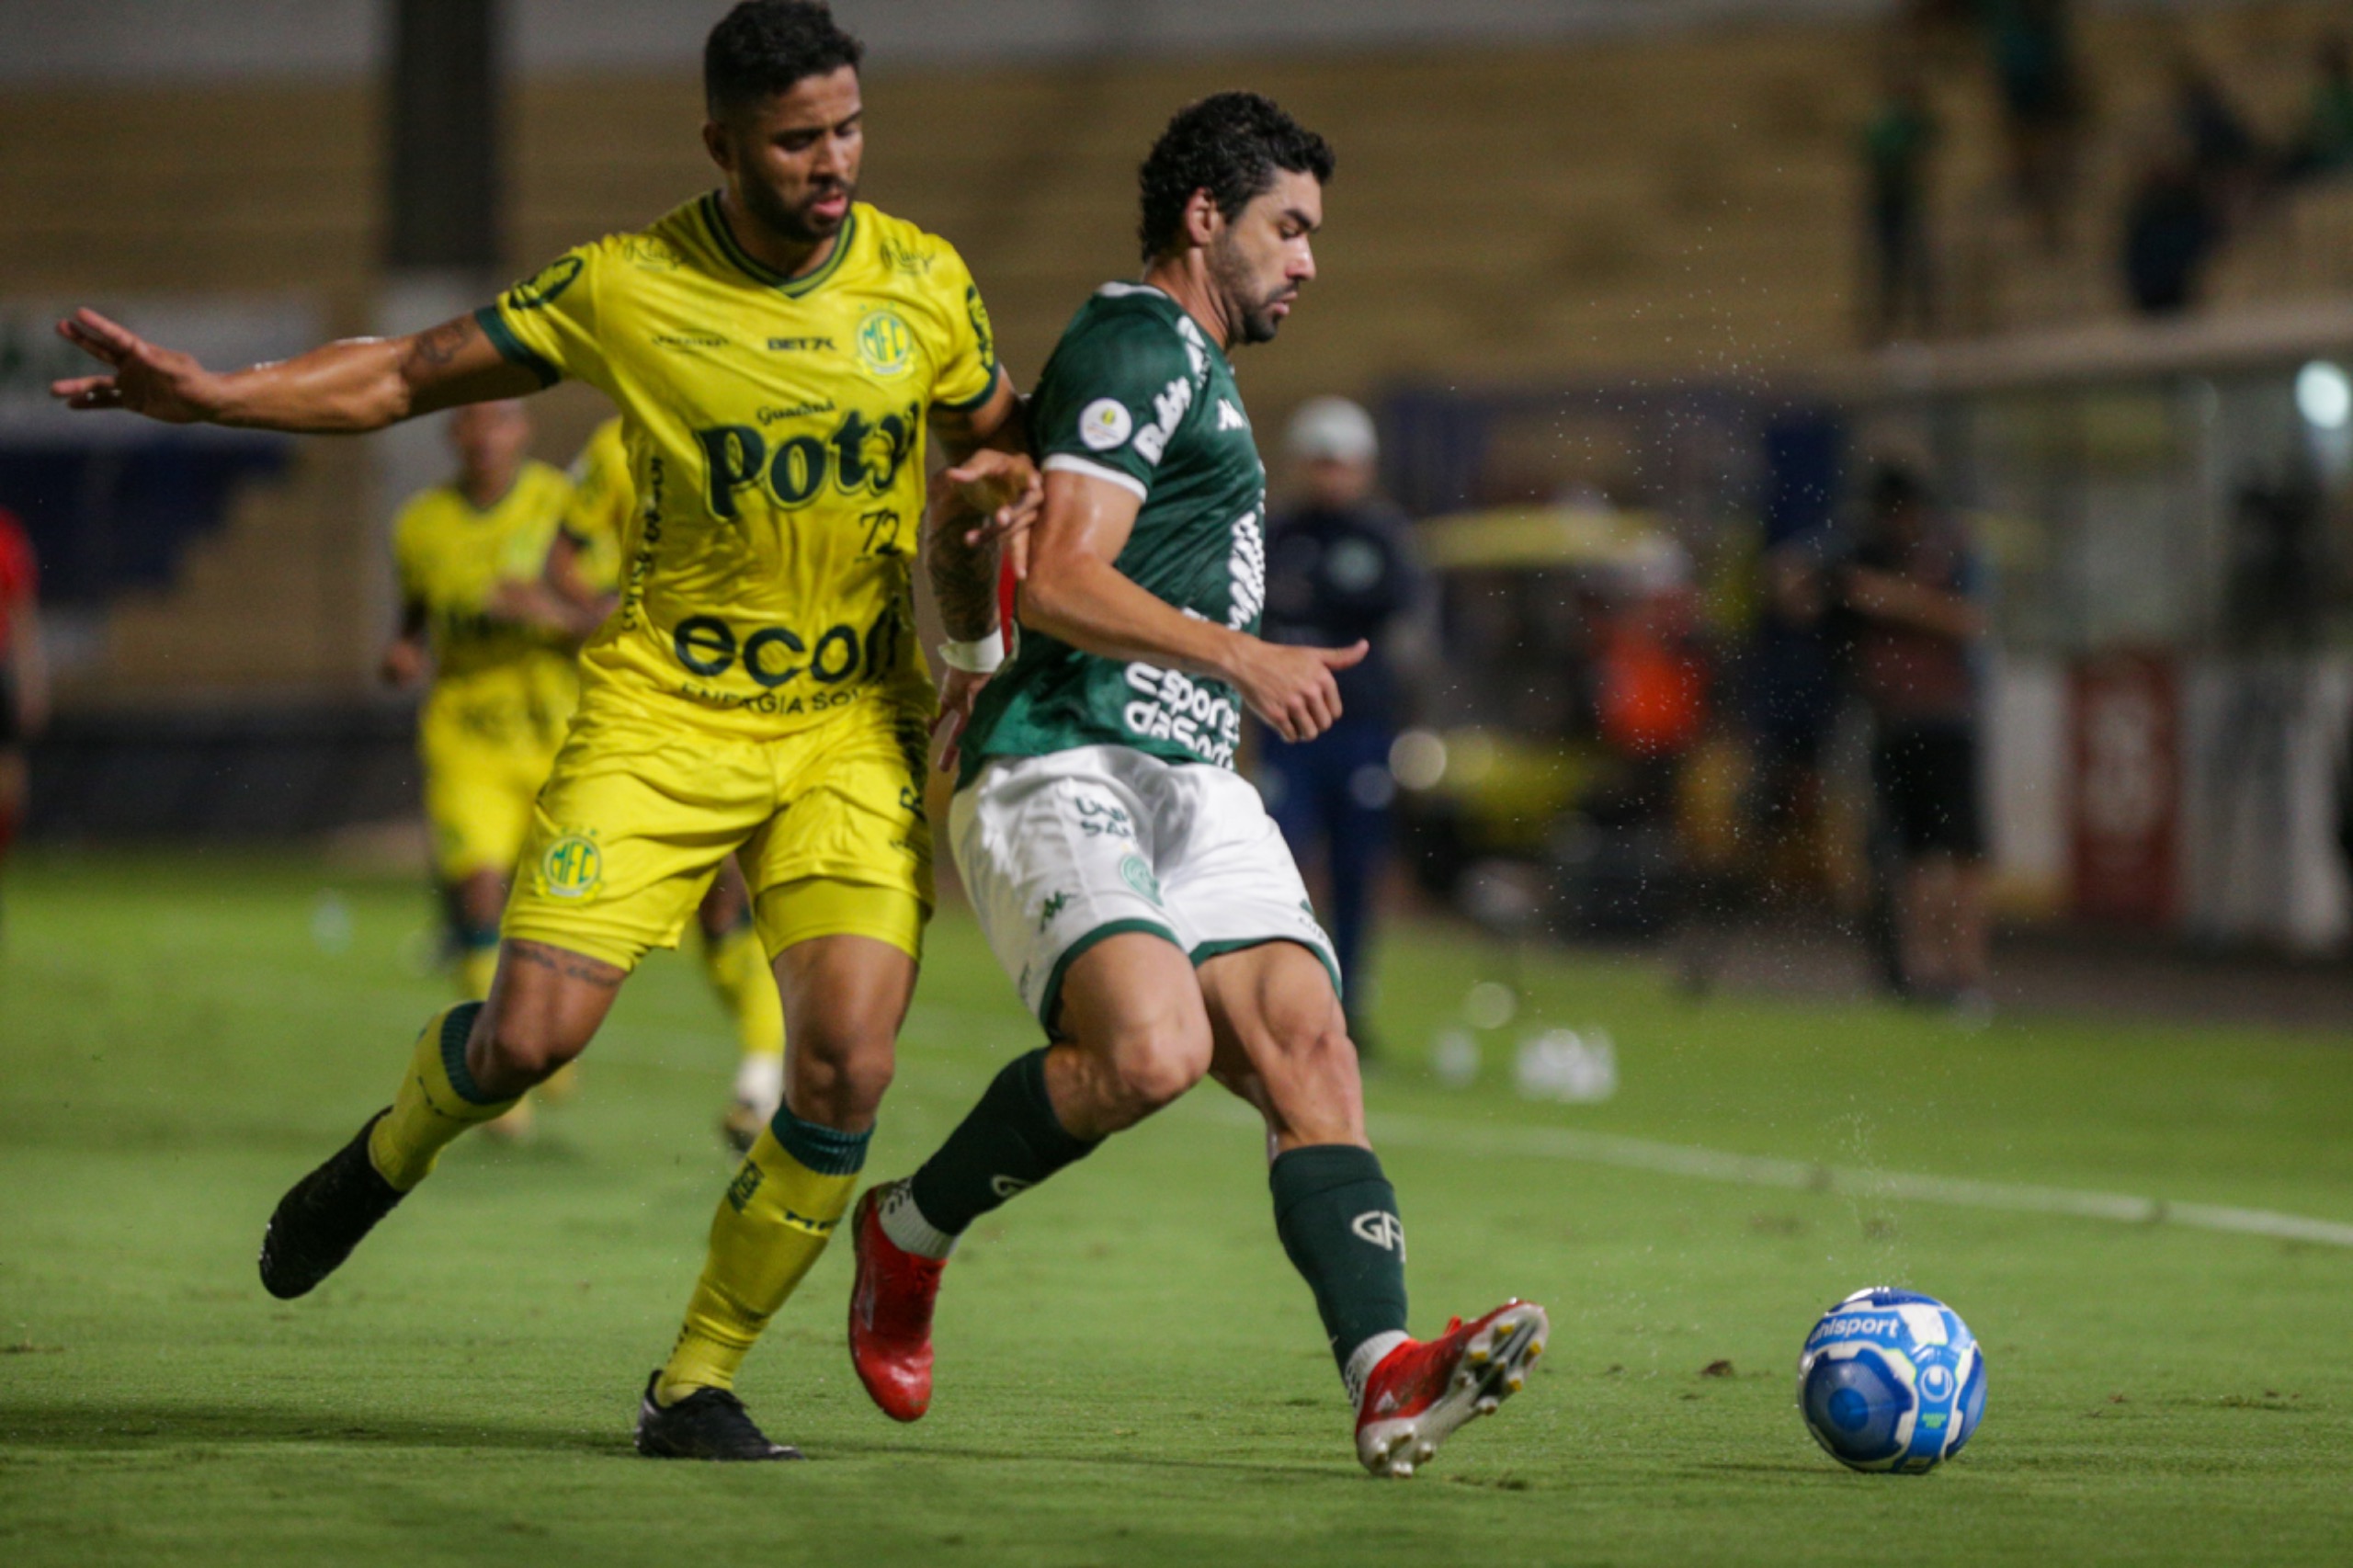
left=50, top=308, right=540, bottom=433
left=928, top=367, right=1040, bottom=570
left=926, top=513, right=1001, bottom=641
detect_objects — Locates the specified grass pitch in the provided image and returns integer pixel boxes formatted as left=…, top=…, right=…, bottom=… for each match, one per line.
left=3, top=850, right=2349, bottom=1566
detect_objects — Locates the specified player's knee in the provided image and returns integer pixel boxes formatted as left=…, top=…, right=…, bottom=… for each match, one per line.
left=451, top=870, right=506, bottom=930
left=823, top=1048, right=897, bottom=1115
left=1106, top=1024, right=1211, bottom=1117
left=788, top=1021, right=897, bottom=1119
left=472, top=1010, right=589, bottom=1085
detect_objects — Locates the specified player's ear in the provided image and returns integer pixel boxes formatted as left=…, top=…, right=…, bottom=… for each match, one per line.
left=702, top=118, right=736, bottom=175
left=1182, top=188, right=1222, bottom=249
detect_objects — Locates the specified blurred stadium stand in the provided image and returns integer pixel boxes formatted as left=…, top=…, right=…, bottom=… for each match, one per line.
left=2, top=0, right=2347, bottom=950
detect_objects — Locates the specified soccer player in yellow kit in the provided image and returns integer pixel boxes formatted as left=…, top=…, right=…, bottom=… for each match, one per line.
left=386, top=401, right=582, bottom=1008
left=383, top=400, right=591, bottom=1137
left=51, top=1, right=1029, bottom=1460
left=552, top=415, right=789, bottom=1151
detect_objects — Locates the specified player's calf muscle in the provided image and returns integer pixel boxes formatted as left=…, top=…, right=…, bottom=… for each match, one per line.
left=1203, top=948, right=1365, bottom=1148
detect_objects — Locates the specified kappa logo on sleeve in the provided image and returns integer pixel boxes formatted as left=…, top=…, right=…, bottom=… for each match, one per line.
left=1078, top=398, right=1132, bottom=451
left=506, top=254, right=585, bottom=311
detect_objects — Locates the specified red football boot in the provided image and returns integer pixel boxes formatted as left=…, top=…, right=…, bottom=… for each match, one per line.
left=848, top=1184, right=946, bottom=1422
left=1354, top=1300, right=1550, bottom=1478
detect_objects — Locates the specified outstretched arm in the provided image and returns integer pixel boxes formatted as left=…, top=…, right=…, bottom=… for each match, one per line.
left=1021, top=471, right=1365, bottom=744
left=50, top=309, right=540, bottom=434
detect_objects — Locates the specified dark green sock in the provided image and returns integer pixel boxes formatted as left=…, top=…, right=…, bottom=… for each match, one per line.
left=1271, top=1143, right=1411, bottom=1382
left=906, top=1048, right=1099, bottom=1236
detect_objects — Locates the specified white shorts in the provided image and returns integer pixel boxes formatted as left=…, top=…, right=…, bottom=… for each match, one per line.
left=951, top=745, right=1339, bottom=1029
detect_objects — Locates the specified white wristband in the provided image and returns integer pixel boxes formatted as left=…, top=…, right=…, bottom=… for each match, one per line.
left=938, top=631, right=1006, bottom=675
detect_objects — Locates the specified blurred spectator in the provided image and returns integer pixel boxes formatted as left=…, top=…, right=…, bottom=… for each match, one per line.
left=2169, top=52, right=2261, bottom=221
left=0, top=506, right=48, bottom=940
left=2279, top=32, right=2353, bottom=185
left=2336, top=697, right=2353, bottom=896
left=1256, top=397, right=1426, bottom=1055
left=1980, top=0, right=2084, bottom=249
left=1860, top=57, right=1940, bottom=341
left=2121, top=134, right=2219, bottom=314
left=1747, top=528, right=1846, bottom=878
left=1841, top=465, right=1991, bottom=1010
left=2337, top=697, right=2353, bottom=871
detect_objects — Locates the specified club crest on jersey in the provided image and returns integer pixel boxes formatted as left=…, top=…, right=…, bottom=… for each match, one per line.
left=1079, top=398, right=1132, bottom=451
left=538, top=831, right=603, bottom=900
left=856, top=308, right=916, bottom=379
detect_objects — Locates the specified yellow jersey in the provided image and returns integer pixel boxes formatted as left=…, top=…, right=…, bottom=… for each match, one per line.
left=561, top=415, right=632, bottom=598
left=478, top=195, right=1002, bottom=739
left=392, top=460, right=581, bottom=739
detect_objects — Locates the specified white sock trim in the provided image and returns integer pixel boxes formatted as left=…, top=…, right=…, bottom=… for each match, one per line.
left=1344, top=1330, right=1412, bottom=1410
left=878, top=1180, right=958, bottom=1260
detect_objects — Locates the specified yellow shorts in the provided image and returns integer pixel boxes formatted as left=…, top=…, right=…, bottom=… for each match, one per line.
left=501, top=693, right=934, bottom=971
left=418, top=712, right=565, bottom=885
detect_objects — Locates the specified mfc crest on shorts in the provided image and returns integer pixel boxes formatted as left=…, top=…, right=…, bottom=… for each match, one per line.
left=952, top=744, right=1340, bottom=1031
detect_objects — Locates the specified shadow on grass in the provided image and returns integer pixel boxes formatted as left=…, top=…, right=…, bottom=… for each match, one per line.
left=0, top=1396, right=610, bottom=1456
left=807, top=1430, right=1349, bottom=1482
left=0, top=1398, right=1357, bottom=1483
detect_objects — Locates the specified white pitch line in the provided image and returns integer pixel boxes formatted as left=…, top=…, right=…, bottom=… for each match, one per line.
left=1365, top=1111, right=2353, bottom=1250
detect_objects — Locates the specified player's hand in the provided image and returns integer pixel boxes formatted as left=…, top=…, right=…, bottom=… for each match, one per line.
left=943, top=449, right=1043, bottom=565
left=1228, top=638, right=1369, bottom=744
left=930, top=665, right=991, bottom=774
left=379, top=640, right=426, bottom=689
left=50, top=309, right=224, bottom=424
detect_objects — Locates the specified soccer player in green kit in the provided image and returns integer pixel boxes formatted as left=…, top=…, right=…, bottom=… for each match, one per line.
left=850, top=92, right=1550, bottom=1479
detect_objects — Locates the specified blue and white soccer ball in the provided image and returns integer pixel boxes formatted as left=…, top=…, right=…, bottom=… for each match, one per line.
left=1797, top=1287, right=1985, bottom=1473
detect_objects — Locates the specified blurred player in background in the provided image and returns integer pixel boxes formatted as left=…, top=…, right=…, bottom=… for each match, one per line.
left=385, top=402, right=590, bottom=1140
left=0, top=505, right=48, bottom=942
left=551, top=416, right=788, bottom=1151
left=1843, top=463, right=1991, bottom=1012
left=1255, top=395, right=1425, bottom=1059
left=849, top=92, right=1548, bottom=1481
left=51, top=0, right=1032, bottom=1460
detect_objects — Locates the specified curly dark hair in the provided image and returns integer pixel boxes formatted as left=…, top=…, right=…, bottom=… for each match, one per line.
left=705, top=0, right=864, bottom=119
left=1137, top=92, right=1336, bottom=261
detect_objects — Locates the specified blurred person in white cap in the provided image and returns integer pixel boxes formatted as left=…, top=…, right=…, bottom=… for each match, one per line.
left=1256, top=395, right=1427, bottom=1059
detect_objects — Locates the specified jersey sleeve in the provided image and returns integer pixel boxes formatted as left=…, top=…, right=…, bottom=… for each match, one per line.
left=1030, top=308, right=1197, bottom=501
left=473, top=240, right=611, bottom=393
left=926, top=240, right=1003, bottom=415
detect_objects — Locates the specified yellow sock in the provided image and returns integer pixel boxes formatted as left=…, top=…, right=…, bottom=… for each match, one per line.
left=657, top=1113, right=869, bottom=1403
left=456, top=945, right=499, bottom=1003
left=367, top=1002, right=521, bottom=1191
left=701, top=924, right=785, bottom=1062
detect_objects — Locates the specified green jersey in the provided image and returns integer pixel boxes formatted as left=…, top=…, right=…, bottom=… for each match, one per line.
left=961, top=282, right=1267, bottom=783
